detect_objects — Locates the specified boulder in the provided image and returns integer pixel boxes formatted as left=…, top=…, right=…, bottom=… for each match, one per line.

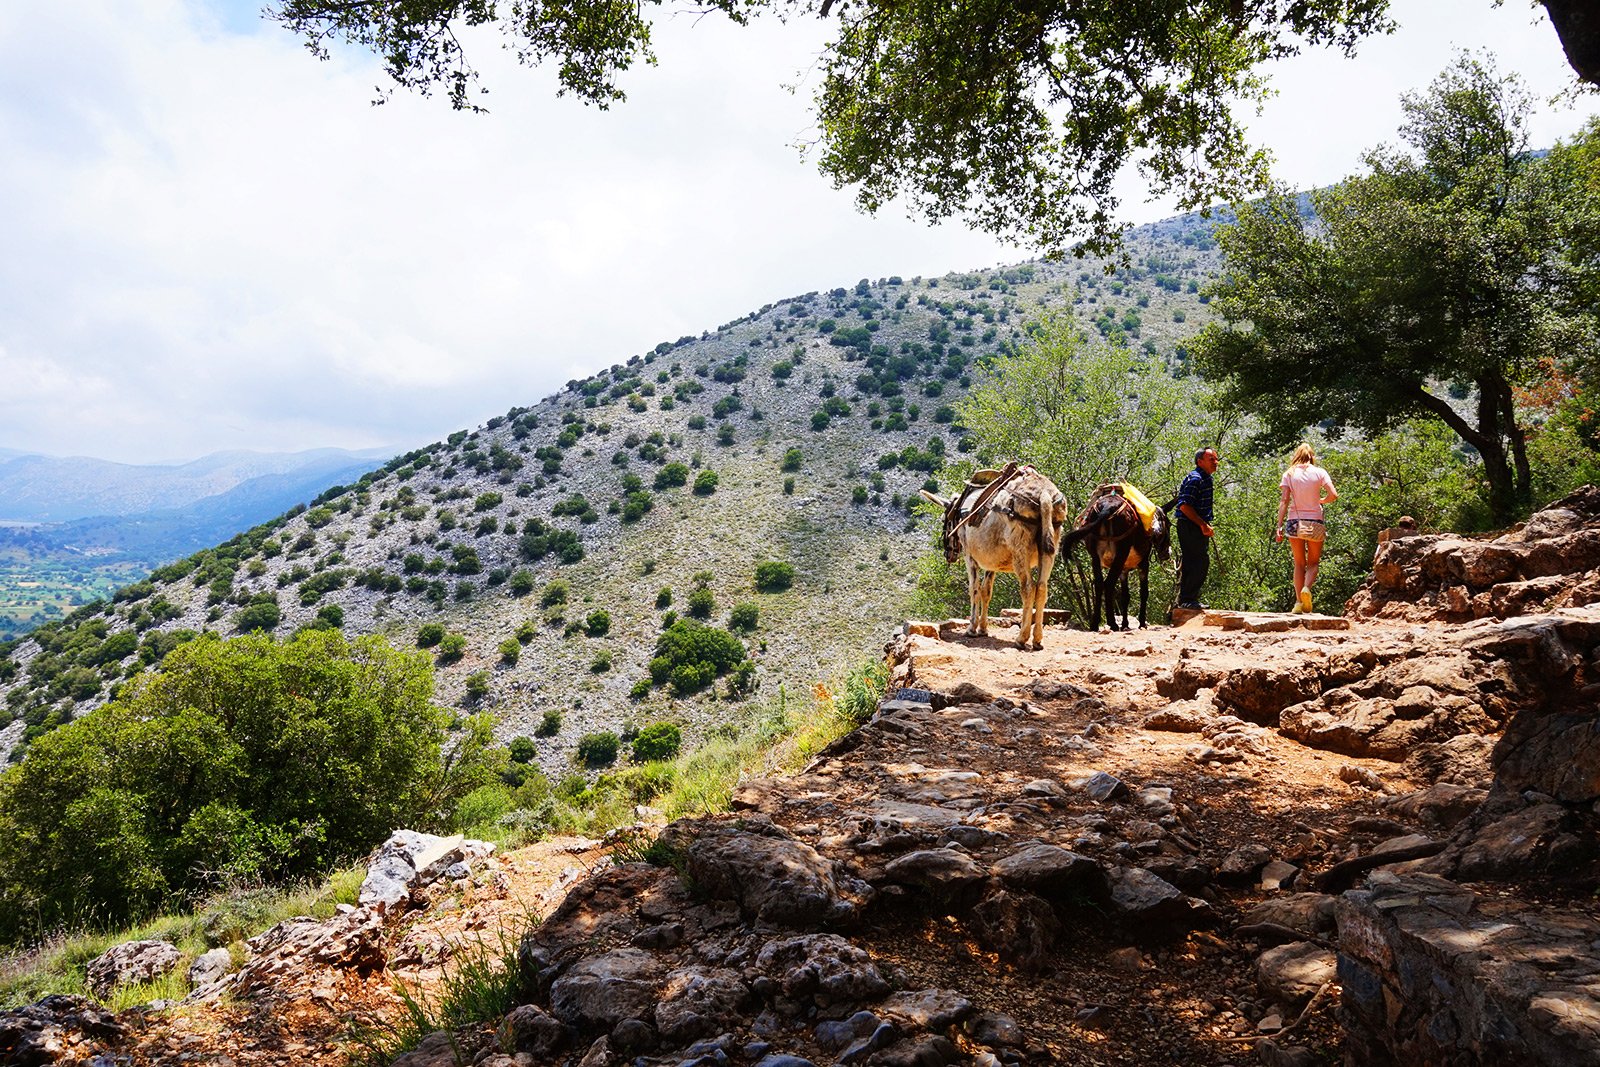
left=968, top=887, right=1061, bottom=971
left=1255, top=941, right=1336, bottom=1009
left=1104, top=867, right=1208, bottom=929
left=877, top=989, right=974, bottom=1030
left=85, top=940, right=182, bottom=998
left=187, top=948, right=233, bottom=990
left=678, top=821, right=852, bottom=927
left=654, top=968, right=750, bottom=1043
left=499, top=1004, right=573, bottom=1057
left=990, top=843, right=1105, bottom=900
left=882, top=849, right=987, bottom=897
left=548, top=948, right=662, bottom=1029
left=754, top=934, right=889, bottom=1007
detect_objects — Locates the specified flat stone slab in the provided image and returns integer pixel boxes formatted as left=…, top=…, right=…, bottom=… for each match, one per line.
left=1171, top=607, right=1350, bottom=631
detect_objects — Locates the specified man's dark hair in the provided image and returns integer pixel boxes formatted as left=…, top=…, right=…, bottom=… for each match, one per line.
left=1195, top=448, right=1218, bottom=465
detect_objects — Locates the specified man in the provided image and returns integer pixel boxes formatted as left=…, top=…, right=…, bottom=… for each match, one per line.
left=1174, top=448, right=1218, bottom=609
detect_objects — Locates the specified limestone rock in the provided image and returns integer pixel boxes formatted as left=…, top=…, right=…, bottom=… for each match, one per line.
left=1105, top=866, right=1208, bottom=928
left=679, top=821, right=852, bottom=927
left=499, top=1004, right=573, bottom=1057
left=754, top=934, right=888, bottom=1007
left=548, top=948, right=662, bottom=1028
left=85, top=940, right=182, bottom=998
left=990, top=843, right=1105, bottom=900
left=882, top=849, right=987, bottom=895
left=968, top=887, right=1061, bottom=971
left=1255, top=941, right=1336, bottom=1009
left=187, top=948, right=233, bottom=990
left=1338, top=870, right=1600, bottom=1066
left=877, top=989, right=974, bottom=1030
left=654, top=968, right=750, bottom=1043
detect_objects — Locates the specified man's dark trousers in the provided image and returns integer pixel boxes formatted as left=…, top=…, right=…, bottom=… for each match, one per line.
left=1176, top=518, right=1209, bottom=606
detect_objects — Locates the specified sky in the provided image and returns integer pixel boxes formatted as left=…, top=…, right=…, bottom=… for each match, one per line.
left=0, top=1, right=1593, bottom=465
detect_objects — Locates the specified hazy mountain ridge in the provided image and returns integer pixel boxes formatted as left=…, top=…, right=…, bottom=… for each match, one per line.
left=0, top=448, right=389, bottom=523
left=0, top=212, right=1224, bottom=768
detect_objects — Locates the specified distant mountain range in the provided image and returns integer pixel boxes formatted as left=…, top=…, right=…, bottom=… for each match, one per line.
left=0, top=448, right=391, bottom=523
left=0, top=448, right=390, bottom=639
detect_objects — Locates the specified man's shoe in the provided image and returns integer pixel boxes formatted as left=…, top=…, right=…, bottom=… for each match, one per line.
left=1299, top=588, right=1314, bottom=613
left=1178, top=601, right=1204, bottom=610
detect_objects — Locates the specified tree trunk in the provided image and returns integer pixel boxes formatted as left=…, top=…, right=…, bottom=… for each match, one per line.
left=1408, top=381, right=1518, bottom=526
left=1497, top=379, right=1534, bottom=511
left=1542, top=0, right=1600, bottom=86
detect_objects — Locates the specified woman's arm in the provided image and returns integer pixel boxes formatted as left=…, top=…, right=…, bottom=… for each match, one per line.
left=1321, top=470, right=1338, bottom=504
left=1276, top=484, right=1290, bottom=542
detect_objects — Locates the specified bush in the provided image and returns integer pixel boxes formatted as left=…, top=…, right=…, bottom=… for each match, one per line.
left=499, top=638, right=521, bottom=665
left=508, top=736, right=536, bottom=763
left=416, top=623, right=445, bottom=648
left=454, top=784, right=512, bottom=833
left=437, top=633, right=467, bottom=663
left=780, top=448, right=802, bottom=472
left=540, top=580, right=570, bottom=608
left=728, top=602, right=759, bottom=633
left=754, top=561, right=796, bottom=593
left=591, top=650, right=612, bottom=673
left=508, top=569, right=536, bottom=595
left=654, top=463, right=690, bottom=490
left=535, top=709, right=562, bottom=737
left=629, top=679, right=652, bottom=701
left=631, top=722, right=682, bottom=762
left=649, top=619, right=747, bottom=697
left=585, top=610, right=612, bottom=637
left=693, top=470, right=719, bottom=495
left=655, top=587, right=672, bottom=609
left=575, top=731, right=621, bottom=767
left=0, top=631, right=497, bottom=945
left=233, top=598, right=281, bottom=634
left=464, top=670, right=491, bottom=703
left=686, top=587, right=715, bottom=619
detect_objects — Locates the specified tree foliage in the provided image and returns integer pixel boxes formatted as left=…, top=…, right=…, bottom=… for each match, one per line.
left=1193, top=56, right=1600, bottom=522
left=0, top=631, right=493, bottom=945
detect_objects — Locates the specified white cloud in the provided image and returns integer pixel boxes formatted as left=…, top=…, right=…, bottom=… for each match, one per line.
left=0, top=0, right=1591, bottom=463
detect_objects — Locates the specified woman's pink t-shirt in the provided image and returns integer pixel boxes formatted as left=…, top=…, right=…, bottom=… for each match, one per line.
left=1281, top=464, right=1334, bottom=521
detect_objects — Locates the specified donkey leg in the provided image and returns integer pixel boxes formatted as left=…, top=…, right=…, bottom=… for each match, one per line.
left=1031, top=549, right=1058, bottom=649
left=976, top=571, right=997, bottom=636
left=1138, top=563, right=1150, bottom=629
left=966, top=558, right=983, bottom=636
left=1014, top=571, right=1035, bottom=650
left=1110, top=548, right=1133, bottom=631
left=1088, top=555, right=1105, bottom=632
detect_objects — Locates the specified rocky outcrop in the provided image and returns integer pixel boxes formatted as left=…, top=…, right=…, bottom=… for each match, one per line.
left=1348, top=486, right=1600, bottom=623
left=84, top=940, right=182, bottom=998
left=1338, top=871, right=1600, bottom=1066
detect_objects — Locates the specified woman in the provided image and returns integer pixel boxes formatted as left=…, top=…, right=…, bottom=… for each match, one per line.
left=1275, top=443, right=1338, bottom=613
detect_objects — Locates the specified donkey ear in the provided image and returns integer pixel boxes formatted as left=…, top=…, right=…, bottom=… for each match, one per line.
left=918, top=489, right=949, bottom=508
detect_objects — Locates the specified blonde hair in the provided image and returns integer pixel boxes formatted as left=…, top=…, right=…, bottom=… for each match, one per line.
left=1290, top=443, right=1317, bottom=466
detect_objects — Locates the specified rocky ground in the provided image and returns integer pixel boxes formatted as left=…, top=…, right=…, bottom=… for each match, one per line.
left=6, top=489, right=1600, bottom=1067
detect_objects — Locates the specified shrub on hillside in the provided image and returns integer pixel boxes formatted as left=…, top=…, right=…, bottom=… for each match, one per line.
left=233, top=597, right=281, bottom=634
left=535, top=708, right=563, bottom=737
left=630, top=722, right=682, bottom=763
left=780, top=448, right=803, bottom=472
left=437, top=633, right=467, bottom=664
left=585, top=610, right=611, bottom=637
left=540, top=579, right=570, bottom=608
left=654, top=463, right=689, bottom=490
left=647, top=619, right=747, bottom=697
left=754, top=561, right=796, bottom=593
left=575, top=731, right=620, bottom=767
left=0, top=631, right=495, bottom=946
left=693, top=470, right=719, bottom=495
left=686, top=587, right=715, bottom=619
left=417, top=622, right=445, bottom=648
left=728, top=602, right=759, bottom=633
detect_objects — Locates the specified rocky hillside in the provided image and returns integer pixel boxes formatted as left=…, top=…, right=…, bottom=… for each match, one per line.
left=0, top=216, right=1223, bottom=770
left=12, top=488, right=1598, bottom=1066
